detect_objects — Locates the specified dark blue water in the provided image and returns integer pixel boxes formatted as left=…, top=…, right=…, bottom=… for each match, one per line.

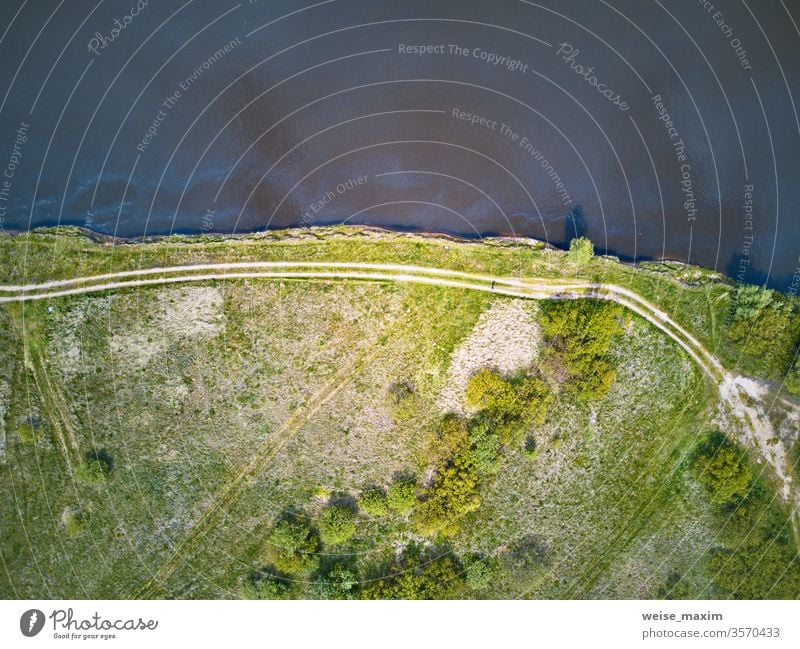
left=1, top=0, right=799, bottom=291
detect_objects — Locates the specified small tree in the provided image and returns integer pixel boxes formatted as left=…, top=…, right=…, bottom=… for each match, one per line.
left=387, top=479, right=417, bottom=515
left=319, top=504, right=357, bottom=545
left=464, top=554, right=499, bottom=592
left=465, top=369, right=516, bottom=413
left=693, top=432, right=752, bottom=504
left=359, top=488, right=389, bottom=517
left=568, top=237, right=594, bottom=265
left=414, top=452, right=480, bottom=537
left=240, top=570, right=291, bottom=600
left=267, top=515, right=319, bottom=575
left=361, top=543, right=464, bottom=599
left=308, top=563, right=359, bottom=600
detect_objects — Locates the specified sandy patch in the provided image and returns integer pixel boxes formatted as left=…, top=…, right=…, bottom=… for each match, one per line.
left=111, top=286, right=224, bottom=369
left=438, top=299, right=540, bottom=415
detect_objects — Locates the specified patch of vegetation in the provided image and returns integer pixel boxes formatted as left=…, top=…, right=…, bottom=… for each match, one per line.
left=463, top=553, right=500, bottom=593
left=358, top=488, right=388, bottom=517
left=362, top=543, right=464, bottom=599
left=387, top=380, right=419, bottom=421
left=75, top=449, right=113, bottom=485
left=465, top=368, right=551, bottom=443
left=240, top=570, right=292, bottom=600
left=386, top=478, right=417, bottom=515
left=265, top=513, right=320, bottom=576
left=785, top=355, right=800, bottom=395
left=539, top=300, right=622, bottom=400
left=414, top=450, right=481, bottom=537
left=500, top=535, right=551, bottom=588
left=318, top=503, right=358, bottom=546
left=62, top=507, right=88, bottom=537
left=692, top=431, right=753, bottom=505
left=568, top=236, right=594, bottom=266
left=687, top=431, right=800, bottom=599
left=307, top=563, right=359, bottom=600
left=726, top=285, right=800, bottom=378
left=467, top=414, right=502, bottom=476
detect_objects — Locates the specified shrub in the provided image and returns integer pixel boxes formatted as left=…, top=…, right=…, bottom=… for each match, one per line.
left=468, top=415, right=501, bottom=475
left=465, top=369, right=517, bottom=413
left=319, top=504, right=357, bottom=545
left=62, top=507, right=87, bottom=537
left=267, top=515, right=319, bottom=575
left=75, top=450, right=113, bottom=485
left=692, top=432, right=752, bottom=505
left=523, top=434, right=538, bottom=458
left=414, top=451, right=480, bottom=537
left=784, top=355, right=800, bottom=395
left=567, top=236, right=594, bottom=265
left=388, top=380, right=418, bottom=421
left=726, top=285, right=800, bottom=377
left=466, top=369, right=551, bottom=427
left=386, top=478, right=417, bottom=515
left=308, top=563, right=359, bottom=599
left=361, top=543, right=464, bottom=599
left=464, top=554, right=499, bottom=592
left=514, top=375, right=552, bottom=428
left=539, top=300, right=622, bottom=400
left=359, top=488, right=388, bottom=517
left=427, top=414, right=469, bottom=465
left=240, top=570, right=291, bottom=600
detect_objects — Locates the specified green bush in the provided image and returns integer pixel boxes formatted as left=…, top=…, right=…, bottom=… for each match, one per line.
left=567, top=236, right=594, bottom=265
left=692, top=432, right=752, bottom=505
left=539, top=300, right=622, bottom=400
left=468, top=415, right=501, bottom=475
left=465, top=368, right=517, bottom=412
left=464, top=554, right=499, bottom=592
left=427, top=414, right=469, bottom=465
left=62, top=508, right=87, bottom=537
left=240, top=570, right=291, bottom=600
left=308, top=563, right=359, bottom=600
left=465, top=369, right=551, bottom=438
left=318, top=504, right=357, bottom=546
left=75, top=450, right=113, bottom=485
left=361, top=544, right=464, bottom=599
left=704, top=486, right=800, bottom=599
left=726, top=285, right=800, bottom=377
left=358, top=488, right=388, bottom=517
left=414, top=451, right=480, bottom=537
left=386, top=479, right=417, bottom=515
left=266, top=515, right=319, bottom=575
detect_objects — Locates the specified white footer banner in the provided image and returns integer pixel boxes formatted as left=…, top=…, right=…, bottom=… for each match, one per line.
left=1, top=600, right=797, bottom=648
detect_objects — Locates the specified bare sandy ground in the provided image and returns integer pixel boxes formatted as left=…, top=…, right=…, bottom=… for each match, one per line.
left=438, top=299, right=540, bottom=415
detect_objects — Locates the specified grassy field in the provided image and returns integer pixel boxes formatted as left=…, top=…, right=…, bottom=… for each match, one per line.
left=0, top=227, right=798, bottom=599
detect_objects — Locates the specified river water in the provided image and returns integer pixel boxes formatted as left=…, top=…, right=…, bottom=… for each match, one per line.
left=1, top=0, right=799, bottom=290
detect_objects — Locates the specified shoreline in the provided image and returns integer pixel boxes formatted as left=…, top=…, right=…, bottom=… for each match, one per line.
left=2, top=222, right=736, bottom=290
